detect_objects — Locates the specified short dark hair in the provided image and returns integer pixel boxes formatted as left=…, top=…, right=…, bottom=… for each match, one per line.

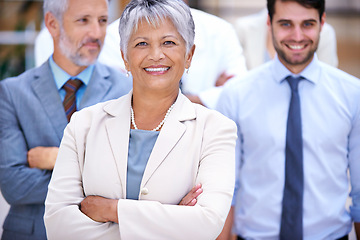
left=267, top=0, right=325, bottom=22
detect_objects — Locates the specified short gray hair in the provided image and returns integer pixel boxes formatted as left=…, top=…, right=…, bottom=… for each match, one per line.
left=43, top=0, right=69, bottom=21
left=119, top=0, right=195, bottom=59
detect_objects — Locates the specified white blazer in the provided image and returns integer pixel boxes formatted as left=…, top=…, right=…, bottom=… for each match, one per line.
left=44, top=92, right=237, bottom=240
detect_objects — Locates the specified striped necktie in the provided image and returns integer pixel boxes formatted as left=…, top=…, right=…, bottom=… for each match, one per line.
left=63, top=79, right=82, bottom=122
left=280, top=75, right=304, bottom=240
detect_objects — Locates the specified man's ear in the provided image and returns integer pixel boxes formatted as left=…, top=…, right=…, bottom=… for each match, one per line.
left=185, top=44, right=196, bottom=69
left=320, top=12, right=326, bottom=31
left=45, top=12, right=60, bottom=38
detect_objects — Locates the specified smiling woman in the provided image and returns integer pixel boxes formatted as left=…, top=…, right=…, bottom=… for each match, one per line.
left=44, top=0, right=237, bottom=239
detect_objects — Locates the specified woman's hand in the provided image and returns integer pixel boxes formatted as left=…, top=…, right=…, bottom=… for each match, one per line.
left=80, top=196, right=118, bottom=223
left=80, top=184, right=202, bottom=223
left=178, top=184, right=203, bottom=206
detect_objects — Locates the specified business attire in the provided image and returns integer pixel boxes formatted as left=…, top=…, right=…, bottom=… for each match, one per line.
left=217, top=55, right=360, bottom=239
left=0, top=60, right=132, bottom=240
left=35, top=8, right=248, bottom=109
left=234, top=9, right=338, bottom=70
left=44, top=91, right=237, bottom=240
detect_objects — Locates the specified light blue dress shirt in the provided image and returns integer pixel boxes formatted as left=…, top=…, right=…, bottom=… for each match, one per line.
left=49, top=56, right=94, bottom=107
left=217, top=55, right=360, bottom=240
left=127, top=129, right=159, bottom=200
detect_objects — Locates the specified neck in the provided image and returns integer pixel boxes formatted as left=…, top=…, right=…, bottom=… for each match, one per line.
left=52, top=50, right=88, bottom=76
left=131, top=89, right=178, bottom=131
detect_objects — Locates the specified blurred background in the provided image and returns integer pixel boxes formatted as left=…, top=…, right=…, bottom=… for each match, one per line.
left=0, top=0, right=359, bottom=237
left=0, top=0, right=359, bottom=81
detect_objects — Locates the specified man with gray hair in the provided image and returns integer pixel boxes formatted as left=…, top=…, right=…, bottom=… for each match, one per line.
left=0, top=0, right=131, bottom=239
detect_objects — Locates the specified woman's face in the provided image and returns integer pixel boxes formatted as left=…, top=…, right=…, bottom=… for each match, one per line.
left=123, top=17, right=194, bottom=94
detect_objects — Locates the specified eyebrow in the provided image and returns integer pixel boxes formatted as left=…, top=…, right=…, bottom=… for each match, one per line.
left=133, top=34, right=179, bottom=41
left=276, top=18, right=318, bottom=24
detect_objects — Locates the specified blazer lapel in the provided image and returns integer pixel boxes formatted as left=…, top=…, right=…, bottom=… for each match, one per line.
left=141, top=93, right=196, bottom=186
left=31, top=62, right=68, bottom=141
left=104, top=93, right=132, bottom=194
left=80, top=63, right=111, bottom=109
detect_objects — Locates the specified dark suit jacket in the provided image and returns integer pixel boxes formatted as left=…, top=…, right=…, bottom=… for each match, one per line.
left=0, top=60, right=132, bottom=240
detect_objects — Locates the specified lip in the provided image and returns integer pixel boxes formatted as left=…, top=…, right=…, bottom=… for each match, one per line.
left=284, top=41, right=309, bottom=52
left=144, top=65, right=170, bottom=75
left=83, top=42, right=100, bottom=50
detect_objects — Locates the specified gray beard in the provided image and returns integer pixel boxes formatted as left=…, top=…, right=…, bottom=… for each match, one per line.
left=58, top=30, right=97, bottom=66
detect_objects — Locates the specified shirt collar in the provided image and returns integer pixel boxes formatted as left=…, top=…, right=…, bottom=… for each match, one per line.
left=271, top=53, right=321, bottom=84
left=49, top=55, right=94, bottom=90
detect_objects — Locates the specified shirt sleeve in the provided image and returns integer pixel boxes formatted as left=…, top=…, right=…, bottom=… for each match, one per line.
left=349, top=97, right=360, bottom=222
left=216, top=85, right=241, bottom=206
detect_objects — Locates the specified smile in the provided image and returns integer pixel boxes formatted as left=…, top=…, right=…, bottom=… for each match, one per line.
left=287, top=44, right=306, bottom=50
left=144, top=67, right=170, bottom=72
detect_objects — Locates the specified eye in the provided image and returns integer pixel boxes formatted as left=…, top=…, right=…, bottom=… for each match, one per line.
left=135, top=42, right=147, bottom=47
left=77, top=18, right=88, bottom=23
left=303, top=22, right=315, bottom=28
left=164, top=41, right=176, bottom=45
left=99, top=18, right=108, bottom=25
left=280, top=22, right=291, bottom=27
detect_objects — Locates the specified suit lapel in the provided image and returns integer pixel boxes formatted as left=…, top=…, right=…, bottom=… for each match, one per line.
left=31, top=62, right=68, bottom=141
left=104, top=93, right=132, bottom=194
left=141, top=94, right=196, bottom=186
left=80, top=63, right=111, bottom=109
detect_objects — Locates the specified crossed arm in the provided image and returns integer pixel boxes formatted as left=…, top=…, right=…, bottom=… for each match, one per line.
left=79, top=184, right=203, bottom=223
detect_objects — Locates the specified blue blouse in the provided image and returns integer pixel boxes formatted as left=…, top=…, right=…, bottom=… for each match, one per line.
left=126, top=129, right=159, bottom=200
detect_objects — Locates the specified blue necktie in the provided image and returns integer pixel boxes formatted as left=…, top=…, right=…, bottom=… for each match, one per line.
left=280, top=76, right=304, bottom=240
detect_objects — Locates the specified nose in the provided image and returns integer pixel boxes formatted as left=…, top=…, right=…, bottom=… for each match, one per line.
left=292, top=25, right=304, bottom=41
left=89, top=21, right=104, bottom=40
left=148, top=45, right=165, bottom=61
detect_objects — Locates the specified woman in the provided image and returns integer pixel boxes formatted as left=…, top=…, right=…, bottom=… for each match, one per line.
left=44, top=0, right=237, bottom=239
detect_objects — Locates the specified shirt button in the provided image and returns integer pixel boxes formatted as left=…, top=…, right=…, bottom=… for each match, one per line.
left=140, top=187, right=149, bottom=195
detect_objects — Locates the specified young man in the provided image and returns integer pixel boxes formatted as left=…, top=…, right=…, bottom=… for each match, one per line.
left=217, top=0, right=360, bottom=239
left=0, top=0, right=132, bottom=239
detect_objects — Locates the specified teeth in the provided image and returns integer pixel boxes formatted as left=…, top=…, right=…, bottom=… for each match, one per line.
left=145, top=67, right=169, bottom=72
left=289, top=45, right=304, bottom=50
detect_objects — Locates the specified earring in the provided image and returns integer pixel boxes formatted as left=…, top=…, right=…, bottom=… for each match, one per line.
left=186, top=68, right=189, bottom=74
left=126, top=71, right=130, bottom=77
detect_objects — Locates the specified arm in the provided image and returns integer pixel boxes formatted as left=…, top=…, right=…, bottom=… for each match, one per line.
left=79, top=184, right=203, bottom=223
left=0, top=82, right=52, bottom=205
left=217, top=206, right=236, bottom=240
left=355, top=222, right=360, bottom=239
left=349, top=94, right=360, bottom=239
left=185, top=72, right=234, bottom=107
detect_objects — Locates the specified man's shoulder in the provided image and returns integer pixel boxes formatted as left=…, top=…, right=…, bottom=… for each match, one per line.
left=94, top=62, right=129, bottom=81
left=0, top=63, right=48, bottom=87
left=92, top=62, right=132, bottom=92
left=224, top=62, right=272, bottom=90
left=320, top=62, right=360, bottom=86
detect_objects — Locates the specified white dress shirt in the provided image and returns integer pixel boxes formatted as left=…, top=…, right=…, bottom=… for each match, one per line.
left=217, top=55, right=360, bottom=240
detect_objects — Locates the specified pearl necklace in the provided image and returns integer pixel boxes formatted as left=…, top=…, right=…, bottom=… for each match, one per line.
left=130, top=103, right=175, bottom=131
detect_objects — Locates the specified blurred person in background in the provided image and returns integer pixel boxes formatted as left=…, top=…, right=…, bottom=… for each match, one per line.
left=0, top=0, right=132, bottom=239
left=234, top=7, right=338, bottom=70
left=217, top=0, right=360, bottom=239
left=35, top=0, right=248, bottom=109
left=44, top=0, right=237, bottom=239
